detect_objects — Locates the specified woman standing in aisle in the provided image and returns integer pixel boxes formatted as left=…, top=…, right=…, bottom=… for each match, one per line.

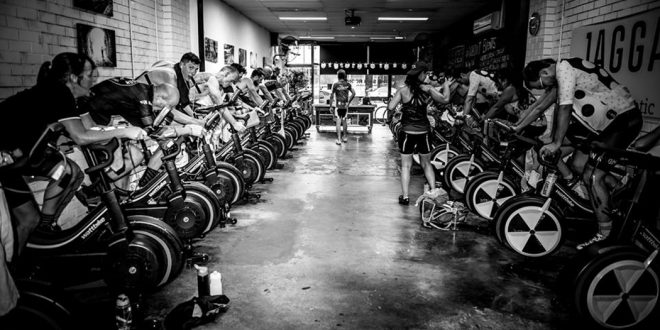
left=388, top=62, right=451, bottom=205
left=329, top=69, right=355, bottom=145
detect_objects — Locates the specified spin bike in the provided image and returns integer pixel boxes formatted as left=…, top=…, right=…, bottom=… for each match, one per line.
left=2, top=124, right=184, bottom=329
left=463, top=120, right=542, bottom=220
left=492, top=138, right=617, bottom=258
left=561, top=144, right=660, bottom=329
left=79, top=107, right=223, bottom=264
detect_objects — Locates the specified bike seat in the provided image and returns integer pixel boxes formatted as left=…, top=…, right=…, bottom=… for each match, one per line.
left=590, top=143, right=660, bottom=170
left=83, top=138, right=120, bottom=174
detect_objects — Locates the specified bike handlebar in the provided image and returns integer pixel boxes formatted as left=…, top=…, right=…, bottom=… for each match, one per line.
left=489, top=120, right=541, bottom=147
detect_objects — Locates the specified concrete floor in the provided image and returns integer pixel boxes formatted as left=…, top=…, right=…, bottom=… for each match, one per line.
left=142, top=124, right=577, bottom=329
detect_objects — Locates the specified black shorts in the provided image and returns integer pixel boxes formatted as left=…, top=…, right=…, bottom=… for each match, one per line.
left=568, top=107, right=643, bottom=151
left=335, top=103, right=348, bottom=118
left=398, top=132, right=432, bottom=155
left=0, top=152, right=63, bottom=207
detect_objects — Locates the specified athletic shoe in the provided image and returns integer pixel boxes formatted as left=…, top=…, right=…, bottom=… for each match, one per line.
left=576, top=233, right=607, bottom=250
left=398, top=195, right=409, bottom=205
left=336, top=139, right=342, bottom=145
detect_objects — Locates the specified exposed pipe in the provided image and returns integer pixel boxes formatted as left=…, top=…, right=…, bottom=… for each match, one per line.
left=128, top=0, right=135, bottom=77
left=197, top=0, right=205, bottom=71
left=154, top=0, right=159, bottom=60
left=557, top=0, right=566, bottom=61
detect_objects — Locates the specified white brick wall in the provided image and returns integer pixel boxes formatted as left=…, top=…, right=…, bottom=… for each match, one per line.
left=526, top=0, right=660, bottom=62
left=0, top=0, right=191, bottom=100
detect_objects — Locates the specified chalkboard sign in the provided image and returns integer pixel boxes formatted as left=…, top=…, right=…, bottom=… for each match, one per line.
left=446, top=34, right=510, bottom=71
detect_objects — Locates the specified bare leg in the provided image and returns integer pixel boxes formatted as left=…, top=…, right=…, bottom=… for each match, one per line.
left=335, top=113, right=342, bottom=143
left=108, top=145, right=145, bottom=190
left=557, top=146, right=575, bottom=179
left=419, top=153, right=436, bottom=188
left=40, top=159, right=84, bottom=224
left=401, top=153, right=413, bottom=198
left=583, top=165, right=613, bottom=237
left=342, top=116, right=348, bottom=141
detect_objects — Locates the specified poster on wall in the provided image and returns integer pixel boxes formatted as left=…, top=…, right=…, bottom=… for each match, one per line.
left=239, top=48, right=247, bottom=67
left=76, top=23, right=116, bottom=67
left=74, top=0, right=113, bottom=17
left=204, top=37, right=217, bottom=63
left=571, top=8, right=660, bottom=125
left=224, top=44, right=234, bottom=64
left=249, top=51, right=254, bottom=68
left=263, top=56, right=267, bottom=68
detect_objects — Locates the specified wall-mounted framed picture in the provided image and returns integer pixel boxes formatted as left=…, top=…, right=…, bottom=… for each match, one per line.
left=249, top=51, right=254, bottom=68
left=74, top=0, right=113, bottom=17
left=76, top=23, right=116, bottom=67
left=263, top=56, right=267, bottom=68
left=224, top=44, right=234, bottom=64
left=239, top=48, right=247, bottom=67
left=204, top=37, right=218, bottom=63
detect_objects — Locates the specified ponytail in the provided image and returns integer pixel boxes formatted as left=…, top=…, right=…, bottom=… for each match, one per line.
left=37, top=61, right=52, bottom=85
left=36, top=52, right=95, bottom=86
left=404, top=73, right=424, bottom=105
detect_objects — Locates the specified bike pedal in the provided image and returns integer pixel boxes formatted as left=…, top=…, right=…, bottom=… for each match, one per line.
left=260, top=177, right=274, bottom=183
left=274, top=163, right=285, bottom=169
left=186, top=252, right=209, bottom=267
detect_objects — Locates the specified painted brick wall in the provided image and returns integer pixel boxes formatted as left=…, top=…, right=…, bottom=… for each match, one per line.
left=0, top=0, right=191, bottom=100
left=526, top=0, right=660, bottom=62
left=525, top=0, right=660, bottom=131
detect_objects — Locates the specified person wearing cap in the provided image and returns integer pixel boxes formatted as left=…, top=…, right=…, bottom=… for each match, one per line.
left=387, top=61, right=452, bottom=205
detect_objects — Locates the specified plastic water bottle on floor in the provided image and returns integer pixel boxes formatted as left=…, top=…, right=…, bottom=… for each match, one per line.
left=115, top=294, right=132, bottom=330
left=210, top=271, right=223, bottom=295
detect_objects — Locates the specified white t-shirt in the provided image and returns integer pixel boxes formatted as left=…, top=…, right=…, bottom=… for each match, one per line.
left=556, top=58, right=636, bottom=133
left=467, top=70, right=498, bottom=104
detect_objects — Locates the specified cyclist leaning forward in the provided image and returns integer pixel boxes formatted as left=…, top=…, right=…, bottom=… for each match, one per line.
left=521, top=58, right=642, bottom=250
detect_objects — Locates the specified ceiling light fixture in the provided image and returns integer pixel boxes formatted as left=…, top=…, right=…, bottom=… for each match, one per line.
left=394, top=36, right=405, bottom=40
left=378, top=17, right=428, bottom=21
left=370, top=37, right=394, bottom=40
left=299, top=36, right=335, bottom=39
left=279, top=16, right=327, bottom=21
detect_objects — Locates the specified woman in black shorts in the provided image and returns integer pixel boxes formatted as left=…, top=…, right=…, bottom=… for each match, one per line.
left=387, top=62, right=452, bottom=205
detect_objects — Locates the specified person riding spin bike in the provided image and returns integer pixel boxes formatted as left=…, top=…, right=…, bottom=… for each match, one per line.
left=203, top=65, right=251, bottom=130
left=174, top=52, right=201, bottom=117
left=260, top=66, right=290, bottom=106
left=522, top=58, right=643, bottom=250
left=79, top=78, right=202, bottom=191
left=0, top=53, right=147, bottom=257
left=235, top=67, right=267, bottom=107
left=455, top=67, right=499, bottom=126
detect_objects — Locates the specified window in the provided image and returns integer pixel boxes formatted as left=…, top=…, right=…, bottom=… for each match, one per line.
left=286, top=45, right=313, bottom=65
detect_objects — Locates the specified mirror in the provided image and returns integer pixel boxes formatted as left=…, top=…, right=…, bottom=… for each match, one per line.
left=153, top=106, right=173, bottom=127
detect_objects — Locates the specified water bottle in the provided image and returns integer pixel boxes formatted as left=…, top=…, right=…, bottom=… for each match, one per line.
left=115, top=294, right=133, bottom=330
left=541, top=172, right=557, bottom=197
left=195, top=265, right=210, bottom=297
left=210, top=271, right=223, bottom=295
left=423, top=183, right=430, bottom=193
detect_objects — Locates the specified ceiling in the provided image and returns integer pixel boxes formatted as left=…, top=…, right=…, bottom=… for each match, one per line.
left=220, top=0, right=495, bottom=42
